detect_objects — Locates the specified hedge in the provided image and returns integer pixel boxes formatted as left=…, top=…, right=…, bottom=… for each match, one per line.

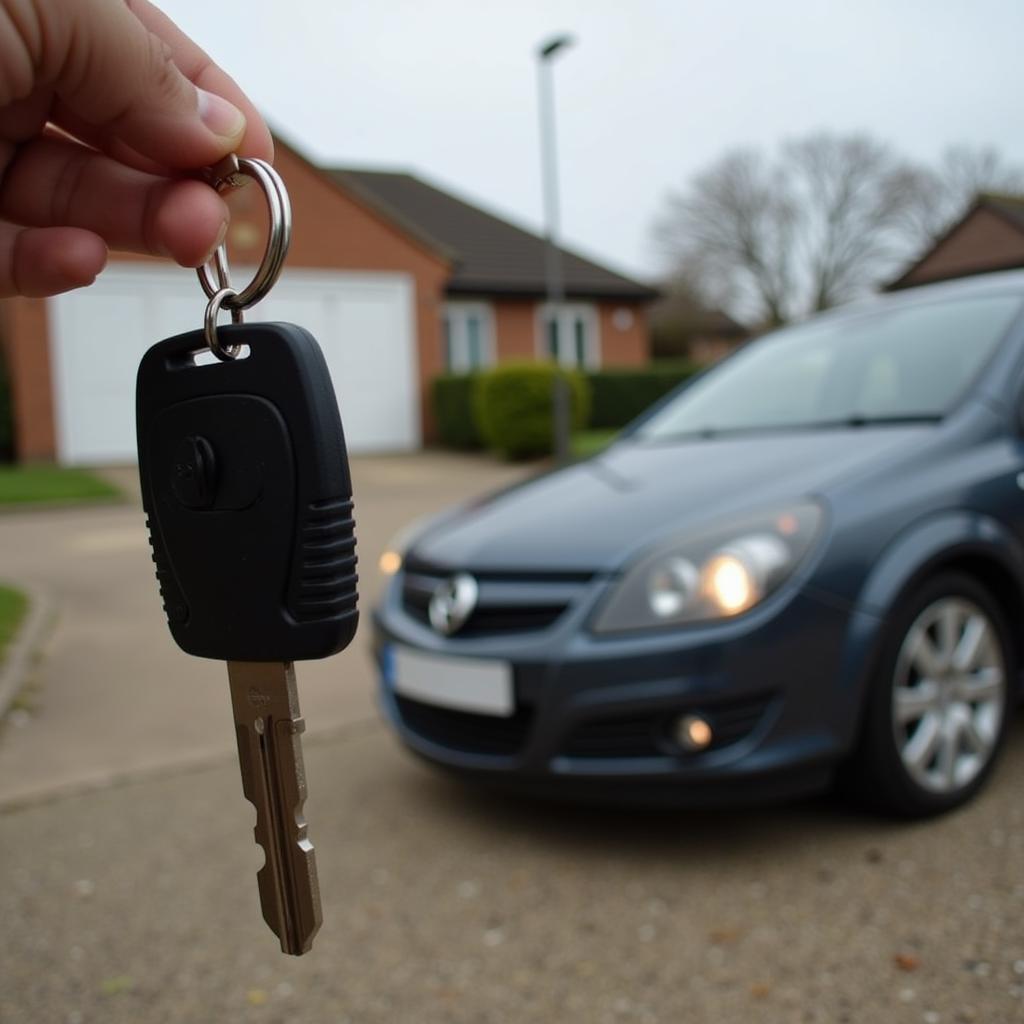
left=474, top=362, right=590, bottom=460
left=431, top=362, right=702, bottom=455
left=584, top=361, right=700, bottom=430
left=433, top=373, right=483, bottom=450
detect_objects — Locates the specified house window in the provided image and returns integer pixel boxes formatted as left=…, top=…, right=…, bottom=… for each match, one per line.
left=442, top=302, right=494, bottom=373
left=538, top=303, right=600, bottom=369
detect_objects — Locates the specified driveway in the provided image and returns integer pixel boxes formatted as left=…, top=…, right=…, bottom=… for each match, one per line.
left=1, top=453, right=1023, bottom=1023
left=0, top=452, right=529, bottom=805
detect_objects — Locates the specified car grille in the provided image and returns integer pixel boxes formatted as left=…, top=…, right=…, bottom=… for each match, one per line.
left=395, top=695, right=533, bottom=756
left=561, top=692, right=776, bottom=760
left=401, top=561, right=593, bottom=638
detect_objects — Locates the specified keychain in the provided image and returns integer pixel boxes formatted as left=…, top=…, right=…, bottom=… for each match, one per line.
left=135, top=156, right=358, bottom=955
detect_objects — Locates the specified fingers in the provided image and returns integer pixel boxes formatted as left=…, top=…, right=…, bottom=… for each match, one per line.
left=0, top=135, right=230, bottom=267
left=0, top=222, right=107, bottom=298
left=36, top=0, right=265, bottom=170
left=125, top=0, right=273, bottom=163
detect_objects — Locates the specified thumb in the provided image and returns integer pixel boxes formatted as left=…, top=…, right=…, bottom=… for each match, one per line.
left=47, top=0, right=247, bottom=169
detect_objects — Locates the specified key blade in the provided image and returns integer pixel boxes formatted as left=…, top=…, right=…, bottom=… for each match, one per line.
left=227, top=661, right=322, bottom=956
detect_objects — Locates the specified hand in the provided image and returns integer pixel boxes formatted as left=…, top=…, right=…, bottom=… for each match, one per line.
left=0, top=0, right=273, bottom=298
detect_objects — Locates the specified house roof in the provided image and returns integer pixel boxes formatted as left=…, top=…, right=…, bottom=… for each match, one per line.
left=327, top=168, right=658, bottom=302
left=887, top=192, right=1024, bottom=290
left=979, top=192, right=1024, bottom=231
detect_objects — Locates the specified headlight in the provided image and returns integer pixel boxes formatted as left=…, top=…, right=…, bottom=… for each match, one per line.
left=377, top=509, right=461, bottom=580
left=591, top=502, right=824, bottom=633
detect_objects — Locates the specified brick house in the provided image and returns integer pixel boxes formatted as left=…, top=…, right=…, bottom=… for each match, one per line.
left=888, top=193, right=1024, bottom=290
left=0, top=138, right=655, bottom=465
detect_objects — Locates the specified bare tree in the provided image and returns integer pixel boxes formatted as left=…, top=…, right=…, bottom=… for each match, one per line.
left=899, top=145, right=1024, bottom=249
left=655, top=134, right=1024, bottom=325
left=655, top=150, right=796, bottom=325
left=783, top=134, right=924, bottom=312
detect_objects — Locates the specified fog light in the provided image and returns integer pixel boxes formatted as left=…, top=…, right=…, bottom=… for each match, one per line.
left=674, top=713, right=713, bottom=752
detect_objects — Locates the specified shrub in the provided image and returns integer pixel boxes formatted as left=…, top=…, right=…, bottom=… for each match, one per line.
left=585, top=362, right=700, bottom=429
left=433, top=373, right=483, bottom=450
left=474, top=362, right=590, bottom=460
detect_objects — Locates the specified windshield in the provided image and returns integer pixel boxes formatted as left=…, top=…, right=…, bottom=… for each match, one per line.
left=638, top=293, right=1023, bottom=440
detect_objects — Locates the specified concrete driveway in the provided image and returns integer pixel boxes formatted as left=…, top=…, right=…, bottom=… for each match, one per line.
left=2, top=452, right=1024, bottom=1023
left=0, top=453, right=529, bottom=805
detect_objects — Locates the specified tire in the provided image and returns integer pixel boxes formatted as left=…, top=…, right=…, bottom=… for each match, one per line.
left=843, top=571, right=1014, bottom=817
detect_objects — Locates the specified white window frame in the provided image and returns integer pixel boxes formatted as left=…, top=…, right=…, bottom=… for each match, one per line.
left=443, top=301, right=495, bottom=373
left=535, top=302, right=601, bottom=369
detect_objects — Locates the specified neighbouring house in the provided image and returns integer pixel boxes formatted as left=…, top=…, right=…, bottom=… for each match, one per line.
left=650, top=301, right=749, bottom=365
left=0, top=136, right=656, bottom=465
left=888, top=193, right=1024, bottom=291
left=683, top=310, right=750, bottom=364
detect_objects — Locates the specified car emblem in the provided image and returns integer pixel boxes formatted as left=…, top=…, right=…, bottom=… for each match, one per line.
left=428, top=573, right=479, bottom=636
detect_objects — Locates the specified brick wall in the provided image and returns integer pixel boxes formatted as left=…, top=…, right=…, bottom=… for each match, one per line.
left=599, top=303, right=648, bottom=366
left=491, top=298, right=649, bottom=366
left=0, top=297, right=54, bottom=461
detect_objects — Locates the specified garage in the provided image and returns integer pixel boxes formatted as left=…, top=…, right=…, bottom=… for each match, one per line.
left=49, top=263, right=419, bottom=464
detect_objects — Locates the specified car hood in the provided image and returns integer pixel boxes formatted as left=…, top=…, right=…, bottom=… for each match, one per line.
left=411, top=427, right=934, bottom=573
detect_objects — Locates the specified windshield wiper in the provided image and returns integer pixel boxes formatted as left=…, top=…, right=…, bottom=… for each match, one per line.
left=638, top=414, right=943, bottom=443
left=818, top=413, right=943, bottom=428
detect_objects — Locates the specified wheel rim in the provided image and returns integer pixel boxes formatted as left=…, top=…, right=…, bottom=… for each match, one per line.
left=892, top=596, right=1006, bottom=795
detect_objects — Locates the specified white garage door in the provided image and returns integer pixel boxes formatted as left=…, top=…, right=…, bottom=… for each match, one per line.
left=49, top=264, right=419, bottom=464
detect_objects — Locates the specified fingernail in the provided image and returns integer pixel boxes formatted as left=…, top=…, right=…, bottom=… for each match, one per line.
left=197, top=89, right=246, bottom=139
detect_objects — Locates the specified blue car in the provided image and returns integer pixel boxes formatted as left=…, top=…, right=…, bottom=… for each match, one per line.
left=372, top=271, right=1024, bottom=815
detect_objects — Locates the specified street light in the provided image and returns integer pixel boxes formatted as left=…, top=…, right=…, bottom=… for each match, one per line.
left=536, top=33, right=574, bottom=464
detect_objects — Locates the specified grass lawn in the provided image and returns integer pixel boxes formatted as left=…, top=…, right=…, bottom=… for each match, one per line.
left=0, top=465, right=120, bottom=506
left=571, top=429, right=619, bottom=459
left=0, top=585, right=28, bottom=663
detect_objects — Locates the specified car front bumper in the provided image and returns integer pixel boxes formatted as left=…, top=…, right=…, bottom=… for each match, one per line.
left=371, top=572, right=869, bottom=805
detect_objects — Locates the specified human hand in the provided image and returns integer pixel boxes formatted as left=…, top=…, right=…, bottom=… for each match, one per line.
left=0, top=0, right=273, bottom=298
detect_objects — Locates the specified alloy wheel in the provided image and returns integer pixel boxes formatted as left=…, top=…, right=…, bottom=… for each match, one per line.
left=892, top=596, right=1006, bottom=795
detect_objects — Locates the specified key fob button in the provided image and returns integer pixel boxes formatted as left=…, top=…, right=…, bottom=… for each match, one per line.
left=172, top=435, right=218, bottom=509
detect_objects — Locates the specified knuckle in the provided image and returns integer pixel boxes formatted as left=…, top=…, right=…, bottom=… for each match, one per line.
left=143, top=30, right=184, bottom=101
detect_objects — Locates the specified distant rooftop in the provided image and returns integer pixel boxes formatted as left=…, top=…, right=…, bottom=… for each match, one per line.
left=328, top=168, right=658, bottom=302
left=888, top=192, right=1024, bottom=290
left=977, top=192, right=1024, bottom=232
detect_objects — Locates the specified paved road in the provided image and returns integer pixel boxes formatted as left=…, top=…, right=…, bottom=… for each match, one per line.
left=2, top=454, right=1024, bottom=1023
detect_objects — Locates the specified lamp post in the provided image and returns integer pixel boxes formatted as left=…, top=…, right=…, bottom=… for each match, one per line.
left=537, top=34, right=574, bottom=464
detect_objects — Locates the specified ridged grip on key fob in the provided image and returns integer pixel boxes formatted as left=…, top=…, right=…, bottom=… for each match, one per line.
left=136, top=323, right=358, bottom=661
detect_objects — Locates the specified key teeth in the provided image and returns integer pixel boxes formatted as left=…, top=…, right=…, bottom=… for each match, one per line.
left=226, top=662, right=323, bottom=956
left=255, top=840, right=322, bottom=955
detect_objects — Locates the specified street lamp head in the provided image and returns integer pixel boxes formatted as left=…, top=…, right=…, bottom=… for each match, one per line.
left=538, top=34, right=574, bottom=60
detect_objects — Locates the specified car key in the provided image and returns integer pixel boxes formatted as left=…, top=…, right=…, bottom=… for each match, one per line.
left=135, top=158, right=358, bottom=956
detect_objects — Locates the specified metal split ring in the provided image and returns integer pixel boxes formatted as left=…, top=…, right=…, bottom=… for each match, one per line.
left=204, top=287, right=245, bottom=361
left=196, top=156, right=292, bottom=358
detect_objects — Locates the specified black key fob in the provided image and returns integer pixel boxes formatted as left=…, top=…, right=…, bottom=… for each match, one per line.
left=136, top=322, right=358, bottom=662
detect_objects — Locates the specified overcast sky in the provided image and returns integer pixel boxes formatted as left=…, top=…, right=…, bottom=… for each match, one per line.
left=159, top=0, right=1024, bottom=283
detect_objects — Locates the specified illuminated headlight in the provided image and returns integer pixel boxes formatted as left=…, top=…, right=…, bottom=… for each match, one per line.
left=377, top=511, right=452, bottom=581
left=592, top=502, right=824, bottom=633
left=378, top=549, right=403, bottom=577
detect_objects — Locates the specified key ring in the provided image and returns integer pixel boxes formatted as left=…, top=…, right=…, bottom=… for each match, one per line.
left=204, top=286, right=245, bottom=361
left=197, top=156, right=292, bottom=313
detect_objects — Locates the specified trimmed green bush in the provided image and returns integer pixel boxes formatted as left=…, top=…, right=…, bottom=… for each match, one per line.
left=433, top=373, right=483, bottom=450
left=585, top=362, right=700, bottom=429
left=474, top=362, right=590, bottom=460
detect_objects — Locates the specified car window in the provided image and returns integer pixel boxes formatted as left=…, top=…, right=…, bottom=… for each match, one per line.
left=639, top=293, right=1023, bottom=438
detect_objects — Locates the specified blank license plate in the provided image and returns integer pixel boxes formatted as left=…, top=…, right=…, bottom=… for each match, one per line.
left=389, top=646, right=514, bottom=717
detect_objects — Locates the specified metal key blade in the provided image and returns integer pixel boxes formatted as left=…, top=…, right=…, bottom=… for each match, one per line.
left=227, top=661, right=322, bottom=955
